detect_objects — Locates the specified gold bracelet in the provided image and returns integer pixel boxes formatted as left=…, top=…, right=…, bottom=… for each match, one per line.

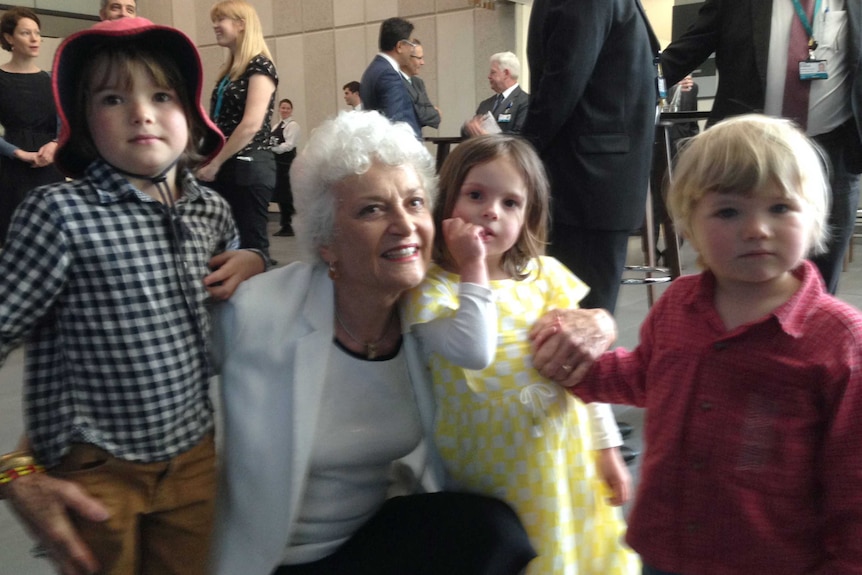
left=0, top=464, right=45, bottom=484
left=0, top=451, right=45, bottom=498
left=0, top=450, right=37, bottom=474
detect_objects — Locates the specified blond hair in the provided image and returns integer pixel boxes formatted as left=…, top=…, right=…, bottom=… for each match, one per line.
left=210, top=0, right=272, bottom=81
left=668, top=114, right=830, bottom=258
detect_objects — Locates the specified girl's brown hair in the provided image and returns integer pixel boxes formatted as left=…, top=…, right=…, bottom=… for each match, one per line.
left=434, top=134, right=550, bottom=280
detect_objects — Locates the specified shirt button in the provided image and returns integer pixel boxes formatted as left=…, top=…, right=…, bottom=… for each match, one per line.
left=686, top=523, right=698, bottom=533
left=701, top=402, right=712, bottom=411
left=693, top=461, right=705, bottom=470
left=713, top=342, right=728, bottom=350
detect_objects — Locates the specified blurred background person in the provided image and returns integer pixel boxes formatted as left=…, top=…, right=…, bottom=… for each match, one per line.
left=522, top=0, right=660, bottom=314
left=343, top=81, right=362, bottom=110
left=270, top=98, right=300, bottom=237
left=198, top=0, right=278, bottom=264
left=0, top=7, right=64, bottom=246
left=99, top=0, right=137, bottom=20
left=462, top=51, right=529, bottom=137
left=400, top=38, right=440, bottom=131
left=359, top=17, right=420, bottom=138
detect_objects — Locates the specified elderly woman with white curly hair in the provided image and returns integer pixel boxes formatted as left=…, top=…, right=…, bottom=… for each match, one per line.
left=209, top=111, right=616, bottom=575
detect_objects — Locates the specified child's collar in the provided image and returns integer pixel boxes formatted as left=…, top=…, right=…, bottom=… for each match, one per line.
left=103, top=156, right=182, bottom=206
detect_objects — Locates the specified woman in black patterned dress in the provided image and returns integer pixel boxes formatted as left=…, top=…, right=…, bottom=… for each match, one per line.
left=0, top=7, right=63, bottom=245
left=198, top=0, right=278, bottom=263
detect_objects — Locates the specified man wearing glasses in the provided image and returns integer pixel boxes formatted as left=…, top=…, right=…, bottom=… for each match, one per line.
left=400, top=38, right=441, bottom=131
left=360, top=18, right=421, bottom=138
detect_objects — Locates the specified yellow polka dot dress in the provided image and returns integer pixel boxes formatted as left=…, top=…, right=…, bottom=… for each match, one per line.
left=405, top=257, right=639, bottom=574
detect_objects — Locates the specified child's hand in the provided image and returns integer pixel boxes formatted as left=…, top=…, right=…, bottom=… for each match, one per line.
left=596, top=447, right=631, bottom=506
left=204, top=250, right=267, bottom=300
left=442, top=217, right=488, bottom=286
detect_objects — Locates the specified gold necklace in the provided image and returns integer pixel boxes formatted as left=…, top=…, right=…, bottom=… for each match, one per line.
left=334, top=309, right=394, bottom=359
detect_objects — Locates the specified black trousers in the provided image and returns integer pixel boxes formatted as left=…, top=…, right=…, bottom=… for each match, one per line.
left=208, top=150, right=276, bottom=259
left=272, top=492, right=536, bottom=575
left=548, top=224, right=631, bottom=314
left=810, top=121, right=861, bottom=294
left=274, top=153, right=295, bottom=228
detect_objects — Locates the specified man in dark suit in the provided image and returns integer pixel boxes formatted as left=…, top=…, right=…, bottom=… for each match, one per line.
left=661, top=0, right=862, bottom=294
left=400, top=39, right=440, bottom=130
left=522, top=0, right=660, bottom=313
left=360, top=17, right=421, bottom=138
left=462, top=52, right=530, bottom=137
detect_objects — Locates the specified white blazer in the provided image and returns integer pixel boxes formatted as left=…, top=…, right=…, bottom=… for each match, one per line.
left=208, top=262, right=443, bottom=575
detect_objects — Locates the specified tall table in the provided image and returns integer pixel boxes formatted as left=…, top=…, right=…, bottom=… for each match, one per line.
left=652, top=110, right=711, bottom=279
left=424, top=136, right=464, bottom=172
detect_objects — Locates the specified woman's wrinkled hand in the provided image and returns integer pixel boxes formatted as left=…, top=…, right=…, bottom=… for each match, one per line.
left=529, top=308, right=617, bottom=386
left=2, top=473, right=109, bottom=575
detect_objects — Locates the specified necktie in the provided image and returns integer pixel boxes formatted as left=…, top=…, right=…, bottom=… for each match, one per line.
left=782, top=0, right=814, bottom=129
left=492, top=93, right=504, bottom=114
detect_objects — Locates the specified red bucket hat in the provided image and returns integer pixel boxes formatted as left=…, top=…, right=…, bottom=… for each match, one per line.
left=52, top=18, right=224, bottom=178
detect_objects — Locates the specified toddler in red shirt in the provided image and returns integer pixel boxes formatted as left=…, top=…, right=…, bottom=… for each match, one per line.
left=566, top=114, right=862, bottom=574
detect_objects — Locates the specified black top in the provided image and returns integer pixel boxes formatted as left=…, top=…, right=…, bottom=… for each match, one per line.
left=209, top=54, right=278, bottom=155
left=0, top=69, right=57, bottom=150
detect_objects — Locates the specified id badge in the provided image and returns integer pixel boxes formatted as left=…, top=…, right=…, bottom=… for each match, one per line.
left=498, top=113, right=512, bottom=123
left=799, top=59, right=828, bottom=80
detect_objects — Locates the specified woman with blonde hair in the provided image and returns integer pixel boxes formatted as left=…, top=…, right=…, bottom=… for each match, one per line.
left=198, top=0, right=278, bottom=264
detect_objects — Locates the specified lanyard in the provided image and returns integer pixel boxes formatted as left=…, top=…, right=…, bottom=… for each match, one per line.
left=791, top=0, right=823, bottom=55
left=213, top=75, right=231, bottom=122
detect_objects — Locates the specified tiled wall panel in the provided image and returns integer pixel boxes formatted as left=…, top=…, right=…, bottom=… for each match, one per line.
left=273, top=35, right=307, bottom=138
left=435, top=10, right=476, bottom=136
left=334, top=26, right=370, bottom=113
left=302, top=31, right=338, bottom=134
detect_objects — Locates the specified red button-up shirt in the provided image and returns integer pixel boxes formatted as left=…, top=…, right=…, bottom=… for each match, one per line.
left=574, top=261, right=862, bottom=574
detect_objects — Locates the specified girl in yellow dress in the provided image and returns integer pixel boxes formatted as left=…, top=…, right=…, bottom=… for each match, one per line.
left=405, top=134, right=640, bottom=574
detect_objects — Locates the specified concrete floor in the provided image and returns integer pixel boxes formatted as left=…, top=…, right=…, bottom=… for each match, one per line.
left=2, top=216, right=862, bottom=573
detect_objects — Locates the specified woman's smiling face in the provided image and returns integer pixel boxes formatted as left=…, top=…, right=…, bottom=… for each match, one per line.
left=321, top=161, right=434, bottom=298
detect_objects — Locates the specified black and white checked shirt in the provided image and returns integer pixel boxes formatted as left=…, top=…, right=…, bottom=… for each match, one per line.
left=0, top=160, right=239, bottom=467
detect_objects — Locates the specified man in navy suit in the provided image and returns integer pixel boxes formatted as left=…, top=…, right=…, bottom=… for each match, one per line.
left=360, top=17, right=421, bottom=138
left=661, top=0, right=862, bottom=295
left=462, top=52, right=530, bottom=137
left=522, top=0, right=661, bottom=313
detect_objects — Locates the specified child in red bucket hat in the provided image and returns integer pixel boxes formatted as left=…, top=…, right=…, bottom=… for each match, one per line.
left=0, top=18, right=266, bottom=575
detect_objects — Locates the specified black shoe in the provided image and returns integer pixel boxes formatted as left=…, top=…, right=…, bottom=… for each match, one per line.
left=620, top=445, right=639, bottom=465
left=617, top=421, right=634, bottom=439
left=273, top=226, right=294, bottom=237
